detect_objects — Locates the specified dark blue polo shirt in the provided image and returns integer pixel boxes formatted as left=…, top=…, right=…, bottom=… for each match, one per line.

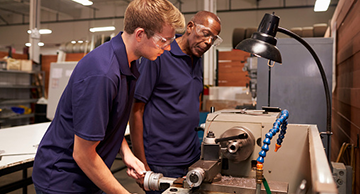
left=134, top=38, right=202, bottom=166
left=33, top=32, right=139, bottom=193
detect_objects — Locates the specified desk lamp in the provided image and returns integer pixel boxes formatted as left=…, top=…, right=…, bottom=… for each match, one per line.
left=235, top=13, right=332, bottom=161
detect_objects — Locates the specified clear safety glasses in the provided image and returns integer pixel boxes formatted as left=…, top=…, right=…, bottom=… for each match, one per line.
left=194, top=23, right=223, bottom=46
left=151, top=33, right=176, bottom=49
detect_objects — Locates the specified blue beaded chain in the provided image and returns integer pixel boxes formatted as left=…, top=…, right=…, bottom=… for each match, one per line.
left=257, top=109, right=289, bottom=165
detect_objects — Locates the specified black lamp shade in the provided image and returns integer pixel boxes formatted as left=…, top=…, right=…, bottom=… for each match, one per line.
left=235, top=13, right=282, bottom=63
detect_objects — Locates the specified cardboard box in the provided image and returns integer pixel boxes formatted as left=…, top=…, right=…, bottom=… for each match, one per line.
left=6, top=58, right=21, bottom=70
left=21, top=60, right=32, bottom=71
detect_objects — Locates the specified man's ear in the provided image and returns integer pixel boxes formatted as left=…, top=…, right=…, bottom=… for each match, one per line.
left=135, top=28, right=146, bottom=42
left=186, top=21, right=195, bottom=34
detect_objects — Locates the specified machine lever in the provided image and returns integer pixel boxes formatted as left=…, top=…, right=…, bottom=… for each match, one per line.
left=215, top=133, right=248, bottom=143
left=195, top=127, right=204, bottom=131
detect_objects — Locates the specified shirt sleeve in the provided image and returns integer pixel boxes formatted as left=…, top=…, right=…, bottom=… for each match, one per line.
left=134, top=57, right=160, bottom=103
left=71, top=75, right=116, bottom=141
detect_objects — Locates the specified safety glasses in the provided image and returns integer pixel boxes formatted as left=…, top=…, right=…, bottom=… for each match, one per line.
left=151, top=33, right=176, bottom=49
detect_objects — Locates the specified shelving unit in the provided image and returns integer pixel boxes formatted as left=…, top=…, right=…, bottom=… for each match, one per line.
left=0, top=70, right=45, bottom=128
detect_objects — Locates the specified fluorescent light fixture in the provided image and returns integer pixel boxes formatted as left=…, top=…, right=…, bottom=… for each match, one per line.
left=78, top=40, right=84, bottom=43
left=25, top=42, right=44, bottom=47
left=39, top=29, right=52, bottom=34
left=72, top=0, right=93, bottom=6
left=27, top=29, right=52, bottom=34
left=89, top=26, right=116, bottom=32
left=71, top=41, right=77, bottom=44
left=314, top=0, right=331, bottom=12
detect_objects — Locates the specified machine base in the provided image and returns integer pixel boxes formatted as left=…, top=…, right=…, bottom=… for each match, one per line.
left=163, top=176, right=288, bottom=194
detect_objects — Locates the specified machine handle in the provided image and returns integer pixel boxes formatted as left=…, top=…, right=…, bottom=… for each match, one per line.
left=215, top=133, right=248, bottom=143
left=195, top=127, right=204, bottom=132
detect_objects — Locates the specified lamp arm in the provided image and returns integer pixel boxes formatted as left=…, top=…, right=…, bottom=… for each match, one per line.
left=277, top=27, right=332, bottom=159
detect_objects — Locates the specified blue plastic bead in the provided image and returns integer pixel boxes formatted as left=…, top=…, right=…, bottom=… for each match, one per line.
left=262, top=144, right=269, bottom=151
left=279, top=134, right=285, bottom=139
left=263, top=138, right=271, bottom=144
left=277, top=139, right=283, bottom=145
left=265, top=132, right=273, bottom=139
left=259, top=150, right=266, bottom=157
left=283, top=109, right=289, bottom=117
left=270, top=129, right=277, bottom=135
left=257, top=156, right=264, bottom=163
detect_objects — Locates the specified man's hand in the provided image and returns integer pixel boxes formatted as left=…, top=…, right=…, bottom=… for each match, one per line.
left=123, top=152, right=146, bottom=179
left=119, top=137, right=146, bottom=180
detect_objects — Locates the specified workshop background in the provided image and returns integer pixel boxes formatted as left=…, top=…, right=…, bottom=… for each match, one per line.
left=0, top=0, right=359, bottom=193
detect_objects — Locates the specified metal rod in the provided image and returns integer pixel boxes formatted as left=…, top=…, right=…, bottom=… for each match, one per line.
left=268, top=65, right=271, bottom=107
left=256, top=183, right=261, bottom=194
left=215, top=133, right=248, bottom=143
left=22, top=169, right=27, bottom=194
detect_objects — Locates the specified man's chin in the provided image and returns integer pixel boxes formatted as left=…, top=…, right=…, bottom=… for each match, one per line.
left=149, top=56, right=159, bottom=61
left=194, top=48, right=206, bottom=57
left=194, top=51, right=204, bottom=58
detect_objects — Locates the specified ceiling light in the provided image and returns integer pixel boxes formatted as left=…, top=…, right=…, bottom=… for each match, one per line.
left=89, top=26, right=116, bottom=32
left=27, top=29, right=52, bottom=34
left=314, top=0, right=331, bottom=12
left=25, top=42, right=45, bottom=47
left=72, top=0, right=93, bottom=6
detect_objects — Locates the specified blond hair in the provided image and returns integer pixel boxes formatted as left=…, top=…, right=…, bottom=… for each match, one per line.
left=124, top=0, right=185, bottom=37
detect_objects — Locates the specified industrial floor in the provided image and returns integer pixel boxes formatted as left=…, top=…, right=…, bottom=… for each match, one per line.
left=0, top=156, right=146, bottom=194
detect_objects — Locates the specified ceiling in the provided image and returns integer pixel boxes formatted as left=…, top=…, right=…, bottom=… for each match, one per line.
left=0, top=0, right=338, bottom=26
left=0, top=0, right=133, bottom=25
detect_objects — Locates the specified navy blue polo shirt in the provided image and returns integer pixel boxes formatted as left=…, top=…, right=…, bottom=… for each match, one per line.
left=33, top=32, right=139, bottom=193
left=134, top=38, right=202, bottom=166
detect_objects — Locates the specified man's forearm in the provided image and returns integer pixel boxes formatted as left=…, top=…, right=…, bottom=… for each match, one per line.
left=73, top=135, right=129, bottom=194
left=129, top=102, right=149, bottom=170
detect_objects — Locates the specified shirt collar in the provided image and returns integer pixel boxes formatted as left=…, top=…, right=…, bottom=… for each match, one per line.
left=111, top=32, right=140, bottom=79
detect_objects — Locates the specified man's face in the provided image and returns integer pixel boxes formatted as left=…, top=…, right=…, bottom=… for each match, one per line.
left=141, top=23, right=176, bottom=61
left=187, top=18, right=221, bottom=57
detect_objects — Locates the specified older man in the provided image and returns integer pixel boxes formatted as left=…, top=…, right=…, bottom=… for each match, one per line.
left=130, top=10, right=222, bottom=193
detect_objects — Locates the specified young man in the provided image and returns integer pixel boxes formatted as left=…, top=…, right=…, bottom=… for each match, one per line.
left=130, top=11, right=222, bottom=192
left=32, top=0, right=185, bottom=193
